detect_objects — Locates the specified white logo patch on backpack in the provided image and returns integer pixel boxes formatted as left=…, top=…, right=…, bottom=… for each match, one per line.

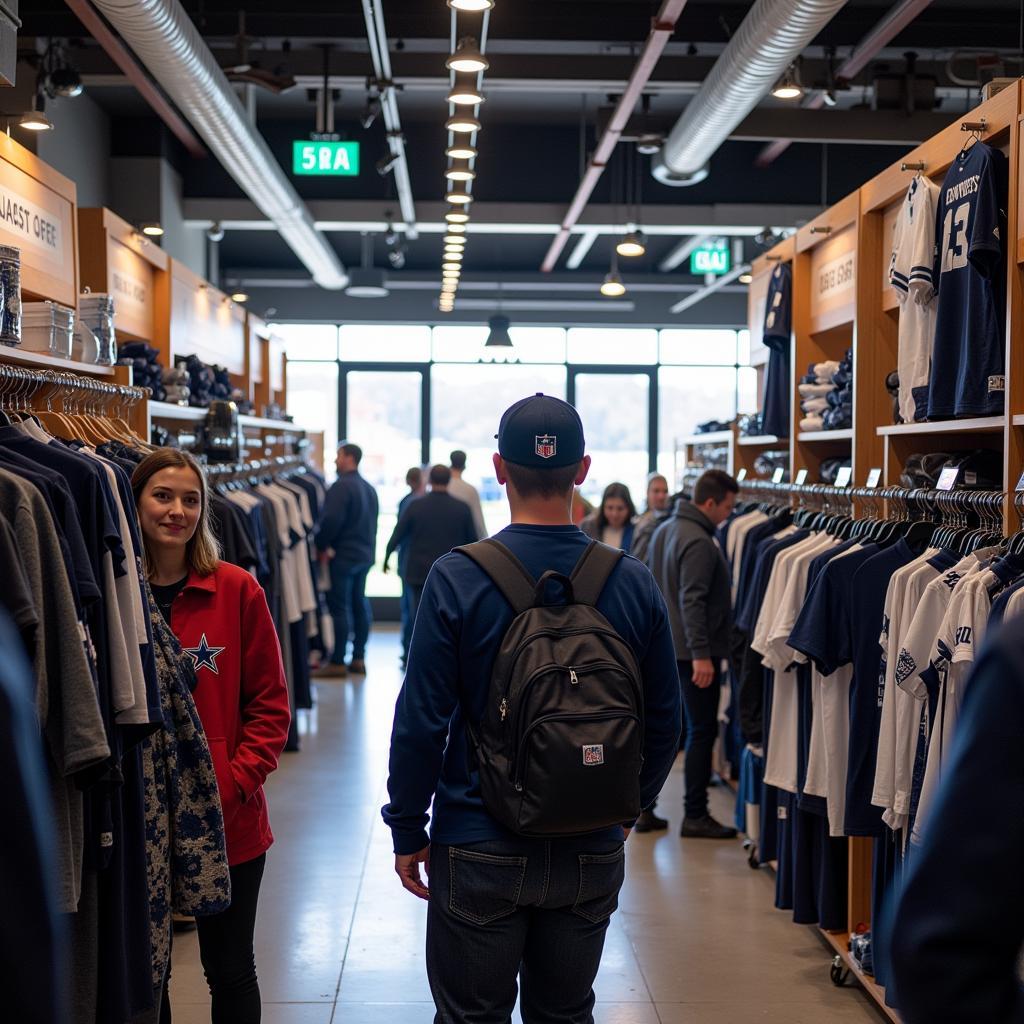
left=582, top=744, right=605, bottom=765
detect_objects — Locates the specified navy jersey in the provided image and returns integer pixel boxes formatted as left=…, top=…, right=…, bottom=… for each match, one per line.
left=761, top=262, right=792, bottom=438
left=929, top=142, right=1008, bottom=418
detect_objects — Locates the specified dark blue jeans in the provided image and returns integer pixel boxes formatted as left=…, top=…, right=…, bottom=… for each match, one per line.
left=326, top=561, right=372, bottom=664
left=427, top=838, right=625, bottom=1023
left=679, top=659, right=722, bottom=819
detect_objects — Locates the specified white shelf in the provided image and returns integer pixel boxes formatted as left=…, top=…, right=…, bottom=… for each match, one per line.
left=878, top=416, right=1004, bottom=436
left=149, top=401, right=206, bottom=422
left=0, top=347, right=115, bottom=376
left=738, top=434, right=783, bottom=446
left=679, top=430, right=732, bottom=444
left=239, top=414, right=306, bottom=431
left=797, top=428, right=853, bottom=442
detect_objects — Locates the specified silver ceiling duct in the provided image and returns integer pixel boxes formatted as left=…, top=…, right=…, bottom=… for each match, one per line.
left=90, top=0, right=348, bottom=289
left=652, top=0, right=851, bottom=186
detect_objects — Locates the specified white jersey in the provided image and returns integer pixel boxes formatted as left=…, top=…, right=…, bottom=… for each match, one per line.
left=889, top=175, right=940, bottom=423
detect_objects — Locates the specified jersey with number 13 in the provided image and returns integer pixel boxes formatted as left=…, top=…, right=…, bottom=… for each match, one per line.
left=929, top=141, right=1007, bottom=419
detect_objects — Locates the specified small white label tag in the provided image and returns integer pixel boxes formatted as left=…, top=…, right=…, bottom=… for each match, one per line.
left=772, top=467, right=785, bottom=483
left=736, top=468, right=747, bottom=482
left=866, top=468, right=882, bottom=488
left=582, top=745, right=604, bottom=766
left=937, top=466, right=959, bottom=491
left=834, top=466, right=852, bottom=487
left=795, top=469, right=808, bottom=485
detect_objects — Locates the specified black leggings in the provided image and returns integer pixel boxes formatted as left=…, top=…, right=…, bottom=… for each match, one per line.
left=162, top=852, right=267, bottom=1024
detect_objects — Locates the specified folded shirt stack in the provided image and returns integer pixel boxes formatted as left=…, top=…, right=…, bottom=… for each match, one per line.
left=116, top=342, right=166, bottom=402
left=162, top=365, right=191, bottom=406
left=178, top=354, right=233, bottom=408
left=821, top=348, right=853, bottom=431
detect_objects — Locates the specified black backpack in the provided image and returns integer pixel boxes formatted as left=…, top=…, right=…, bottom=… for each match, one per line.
left=456, top=538, right=645, bottom=837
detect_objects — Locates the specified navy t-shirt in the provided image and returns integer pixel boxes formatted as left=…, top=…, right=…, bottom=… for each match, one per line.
left=761, top=262, right=793, bottom=438
left=382, top=523, right=682, bottom=855
left=929, top=141, right=1008, bottom=418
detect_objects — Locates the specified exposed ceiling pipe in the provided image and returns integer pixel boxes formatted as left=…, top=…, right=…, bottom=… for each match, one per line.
left=652, top=0, right=850, bottom=187
left=658, top=233, right=711, bottom=272
left=669, top=262, right=751, bottom=314
left=362, top=0, right=418, bottom=239
left=754, top=0, right=938, bottom=167
left=85, top=0, right=348, bottom=289
left=540, top=0, right=690, bottom=272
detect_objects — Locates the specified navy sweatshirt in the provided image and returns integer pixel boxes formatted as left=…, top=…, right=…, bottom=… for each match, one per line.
left=315, top=470, right=379, bottom=566
left=382, top=523, right=682, bottom=855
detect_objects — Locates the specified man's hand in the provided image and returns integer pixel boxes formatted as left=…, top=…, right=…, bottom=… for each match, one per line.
left=692, top=658, right=716, bottom=688
left=395, top=847, right=430, bottom=900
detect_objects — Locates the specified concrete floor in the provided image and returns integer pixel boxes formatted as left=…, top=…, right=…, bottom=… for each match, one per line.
left=167, top=628, right=884, bottom=1023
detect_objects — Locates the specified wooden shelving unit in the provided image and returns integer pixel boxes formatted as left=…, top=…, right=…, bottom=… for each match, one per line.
left=148, top=400, right=206, bottom=422
left=737, top=434, right=783, bottom=446
left=0, top=346, right=115, bottom=376
left=797, top=428, right=854, bottom=442
left=819, top=930, right=900, bottom=1024
left=678, top=430, right=732, bottom=445
left=878, top=417, right=1004, bottom=436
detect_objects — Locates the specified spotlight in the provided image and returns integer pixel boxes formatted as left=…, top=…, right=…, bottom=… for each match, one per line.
left=447, top=188, right=473, bottom=205
left=738, top=273, right=753, bottom=285
left=444, top=234, right=467, bottom=246
left=446, top=115, right=481, bottom=134
left=771, top=65, right=803, bottom=100
left=446, top=143, right=477, bottom=160
left=446, top=223, right=467, bottom=235
left=446, top=38, right=489, bottom=74
left=140, top=222, right=165, bottom=237
left=230, top=291, right=249, bottom=303
left=361, top=94, right=382, bottom=129
left=206, top=221, right=226, bottom=243
left=45, top=66, right=83, bottom=99
left=448, top=72, right=484, bottom=106
left=387, top=246, right=407, bottom=270
left=442, top=262, right=462, bottom=272
left=376, top=152, right=400, bottom=176
left=600, top=270, right=625, bottom=298
left=635, top=134, right=662, bottom=156
left=445, top=159, right=476, bottom=182
left=616, top=231, right=646, bottom=258
left=448, top=0, right=494, bottom=10
left=445, top=208, right=470, bottom=224
left=18, top=105, right=53, bottom=132
left=444, top=250, right=464, bottom=261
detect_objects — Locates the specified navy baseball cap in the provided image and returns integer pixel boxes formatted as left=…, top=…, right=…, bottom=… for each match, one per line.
left=495, top=393, right=586, bottom=468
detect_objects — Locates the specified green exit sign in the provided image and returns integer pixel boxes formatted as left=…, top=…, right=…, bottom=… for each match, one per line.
left=292, top=140, right=360, bottom=176
left=690, top=245, right=731, bottom=275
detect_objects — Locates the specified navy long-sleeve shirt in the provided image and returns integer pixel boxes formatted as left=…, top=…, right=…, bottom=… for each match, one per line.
left=382, top=523, right=682, bottom=855
left=315, top=470, right=379, bottom=566
left=885, top=619, right=1024, bottom=1024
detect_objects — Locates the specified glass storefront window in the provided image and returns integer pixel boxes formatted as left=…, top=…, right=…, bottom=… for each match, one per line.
left=346, top=370, right=424, bottom=597
left=271, top=323, right=338, bottom=361
left=286, top=361, right=339, bottom=479
left=432, top=325, right=490, bottom=362
left=339, top=325, right=431, bottom=363
left=660, top=328, right=739, bottom=366
left=430, top=363, right=567, bottom=535
left=567, top=328, right=657, bottom=365
left=507, top=327, right=567, bottom=363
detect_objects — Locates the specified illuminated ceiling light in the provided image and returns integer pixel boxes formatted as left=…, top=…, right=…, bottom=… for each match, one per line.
left=447, top=71, right=484, bottom=106
left=444, top=233, right=467, bottom=245
left=18, top=105, right=54, bottom=131
left=445, top=208, right=470, bottom=224
left=616, top=230, right=646, bottom=258
left=446, top=37, right=489, bottom=74
left=444, top=239, right=467, bottom=251
left=444, top=250, right=464, bottom=261
left=230, top=291, right=249, bottom=303
left=445, top=158, right=476, bottom=182
left=739, top=272, right=753, bottom=284
left=140, top=222, right=165, bottom=237
left=600, top=257, right=626, bottom=297
left=448, top=0, right=494, bottom=11
left=446, top=143, right=477, bottom=160
left=442, top=261, right=462, bottom=272
left=484, top=315, right=513, bottom=348
left=447, top=188, right=473, bottom=205
left=446, top=115, right=481, bottom=134
left=771, top=65, right=803, bottom=100
left=445, top=223, right=467, bottom=235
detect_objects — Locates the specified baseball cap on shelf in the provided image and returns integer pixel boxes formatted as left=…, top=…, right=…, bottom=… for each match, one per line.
left=495, top=393, right=586, bottom=468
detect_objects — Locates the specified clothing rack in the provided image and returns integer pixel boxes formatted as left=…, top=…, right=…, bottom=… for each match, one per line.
left=204, top=454, right=310, bottom=479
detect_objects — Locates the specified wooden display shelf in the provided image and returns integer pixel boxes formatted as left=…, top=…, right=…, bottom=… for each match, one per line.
left=679, top=430, right=732, bottom=444
left=1010, top=414, right=1024, bottom=426
left=149, top=400, right=207, bottom=422
left=738, top=434, right=784, bottom=446
left=878, top=416, right=1005, bottom=436
left=239, top=414, right=306, bottom=431
left=0, top=346, right=115, bottom=376
left=798, top=428, right=853, bottom=442
left=819, top=929, right=900, bottom=1024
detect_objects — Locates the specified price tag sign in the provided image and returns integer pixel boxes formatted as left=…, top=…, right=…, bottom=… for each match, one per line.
left=866, top=468, right=882, bottom=489
left=795, top=469, right=808, bottom=485
left=772, top=467, right=785, bottom=483
left=937, top=466, right=959, bottom=491
left=736, top=468, right=748, bottom=482
left=834, top=466, right=852, bottom=488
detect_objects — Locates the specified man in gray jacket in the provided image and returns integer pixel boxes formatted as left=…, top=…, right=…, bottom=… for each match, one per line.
left=648, top=469, right=738, bottom=839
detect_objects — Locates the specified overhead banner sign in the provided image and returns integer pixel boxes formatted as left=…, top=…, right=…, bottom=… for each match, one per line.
left=292, top=140, right=360, bottom=177
left=690, top=241, right=731, bottom=276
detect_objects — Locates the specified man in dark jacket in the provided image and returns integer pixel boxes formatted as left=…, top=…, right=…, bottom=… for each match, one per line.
left=396, top=466, right=425, bottom=668
left=383, top=465, right=477, bottom=620
left=648, top=468, right=738, bottom=839
left=314, top=442, right=379, bottom=677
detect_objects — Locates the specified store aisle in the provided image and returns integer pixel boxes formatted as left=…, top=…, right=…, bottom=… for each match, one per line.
left=167, top=630, right=882, bottom=1024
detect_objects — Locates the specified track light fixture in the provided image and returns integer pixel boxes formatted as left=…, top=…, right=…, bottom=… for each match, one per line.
left=600, top=253, right=626, bottom=297
left=446, top=143, right=477, bottom=160
left=616, top=230, right=646, bottom=258
left=376, top=152, right=400, bottom=176
left=140, top=222, right=165, bottom=237
left=446, top=188, right=473, bottom=205
left=448, top=71, right=485, bottom=106
left=448, top=0, right=494, bottom=10
left=445, top=159, right=476, bottom=182
left=446, top=223, right=467, bottom=235
left=18, top=97, right=53, bottom=132
left=771, top=65, right=803, bottom=100
left=444, top=234, right=467, bottom=246
left=446, top=115, right=481, bottom=134
left=445, top=209, right=471, bottom=224
left=447, top=37, right=489, bottom=74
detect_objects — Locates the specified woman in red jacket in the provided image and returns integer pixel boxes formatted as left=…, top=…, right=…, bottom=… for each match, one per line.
left=132, top=448, right=291, bottom=1023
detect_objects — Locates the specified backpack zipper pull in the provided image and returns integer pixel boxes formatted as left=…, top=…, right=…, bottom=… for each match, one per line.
left=499, top=697, right=508, bottom=721
left=570, top=668, right=579, bottom=686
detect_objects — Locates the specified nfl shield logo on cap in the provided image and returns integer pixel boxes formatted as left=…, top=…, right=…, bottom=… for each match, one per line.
left=535, top=434, right=557, bottom=459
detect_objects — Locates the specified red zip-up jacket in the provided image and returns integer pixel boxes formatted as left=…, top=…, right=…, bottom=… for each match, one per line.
left=167, top=561, right=291, bottom=866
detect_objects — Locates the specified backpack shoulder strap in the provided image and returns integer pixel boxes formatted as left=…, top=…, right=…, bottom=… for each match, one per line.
left=454, top=538, right=537, bottom=615
left=569, top=541, right=624, bottom=606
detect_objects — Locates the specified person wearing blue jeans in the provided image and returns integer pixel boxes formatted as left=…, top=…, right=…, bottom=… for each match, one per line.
left=678, top=659, right=722, bottom=821
left=314, top=442, right=379, bottom=678
left=396, top=467, right=425, bottom=668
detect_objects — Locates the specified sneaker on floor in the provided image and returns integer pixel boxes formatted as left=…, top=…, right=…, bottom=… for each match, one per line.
left=311, top=662, right=348, bottom=679
left=680, top=814, right=737, bottom=839
left=634, top=809, right=669, bottom=833
left=348, top=659, right=367, bottom=675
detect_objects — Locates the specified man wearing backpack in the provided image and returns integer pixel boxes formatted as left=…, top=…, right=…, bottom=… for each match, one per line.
left=382, top=393, right=681, bottom=1024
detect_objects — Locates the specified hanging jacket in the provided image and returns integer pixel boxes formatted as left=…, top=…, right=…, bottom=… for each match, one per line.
left=141, top=585, right=231, bottom=988
left=164, top=561, right=291, bottom=866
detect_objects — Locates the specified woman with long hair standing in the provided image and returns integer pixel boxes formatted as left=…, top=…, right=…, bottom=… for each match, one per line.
left=132, top=449, right=291, bottom=1023
left=580, top=481, right=638, bottom=551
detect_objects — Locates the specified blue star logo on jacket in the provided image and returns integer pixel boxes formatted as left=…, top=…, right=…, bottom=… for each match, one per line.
left=183, top=633, right=226, bottom=674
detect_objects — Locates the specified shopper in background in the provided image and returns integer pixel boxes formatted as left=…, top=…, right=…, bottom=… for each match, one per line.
left=580, top=481, right=637, bottom=551
left=570, top=487, right=593, bottom=526
left=648, top=468, right=739, bottom=840
left=396, top=466, right=425, bottom=669
left=383, top=464, right=477, bottom=621
left=314, top=442, right=379, bottom=677
left=132, top=448, right=291, bottom=1024
left=630, top=472, right=671, bottom=563
left=383, top=394, right=680, bottom=1024
left=447, top=449, right=487, bottom=539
